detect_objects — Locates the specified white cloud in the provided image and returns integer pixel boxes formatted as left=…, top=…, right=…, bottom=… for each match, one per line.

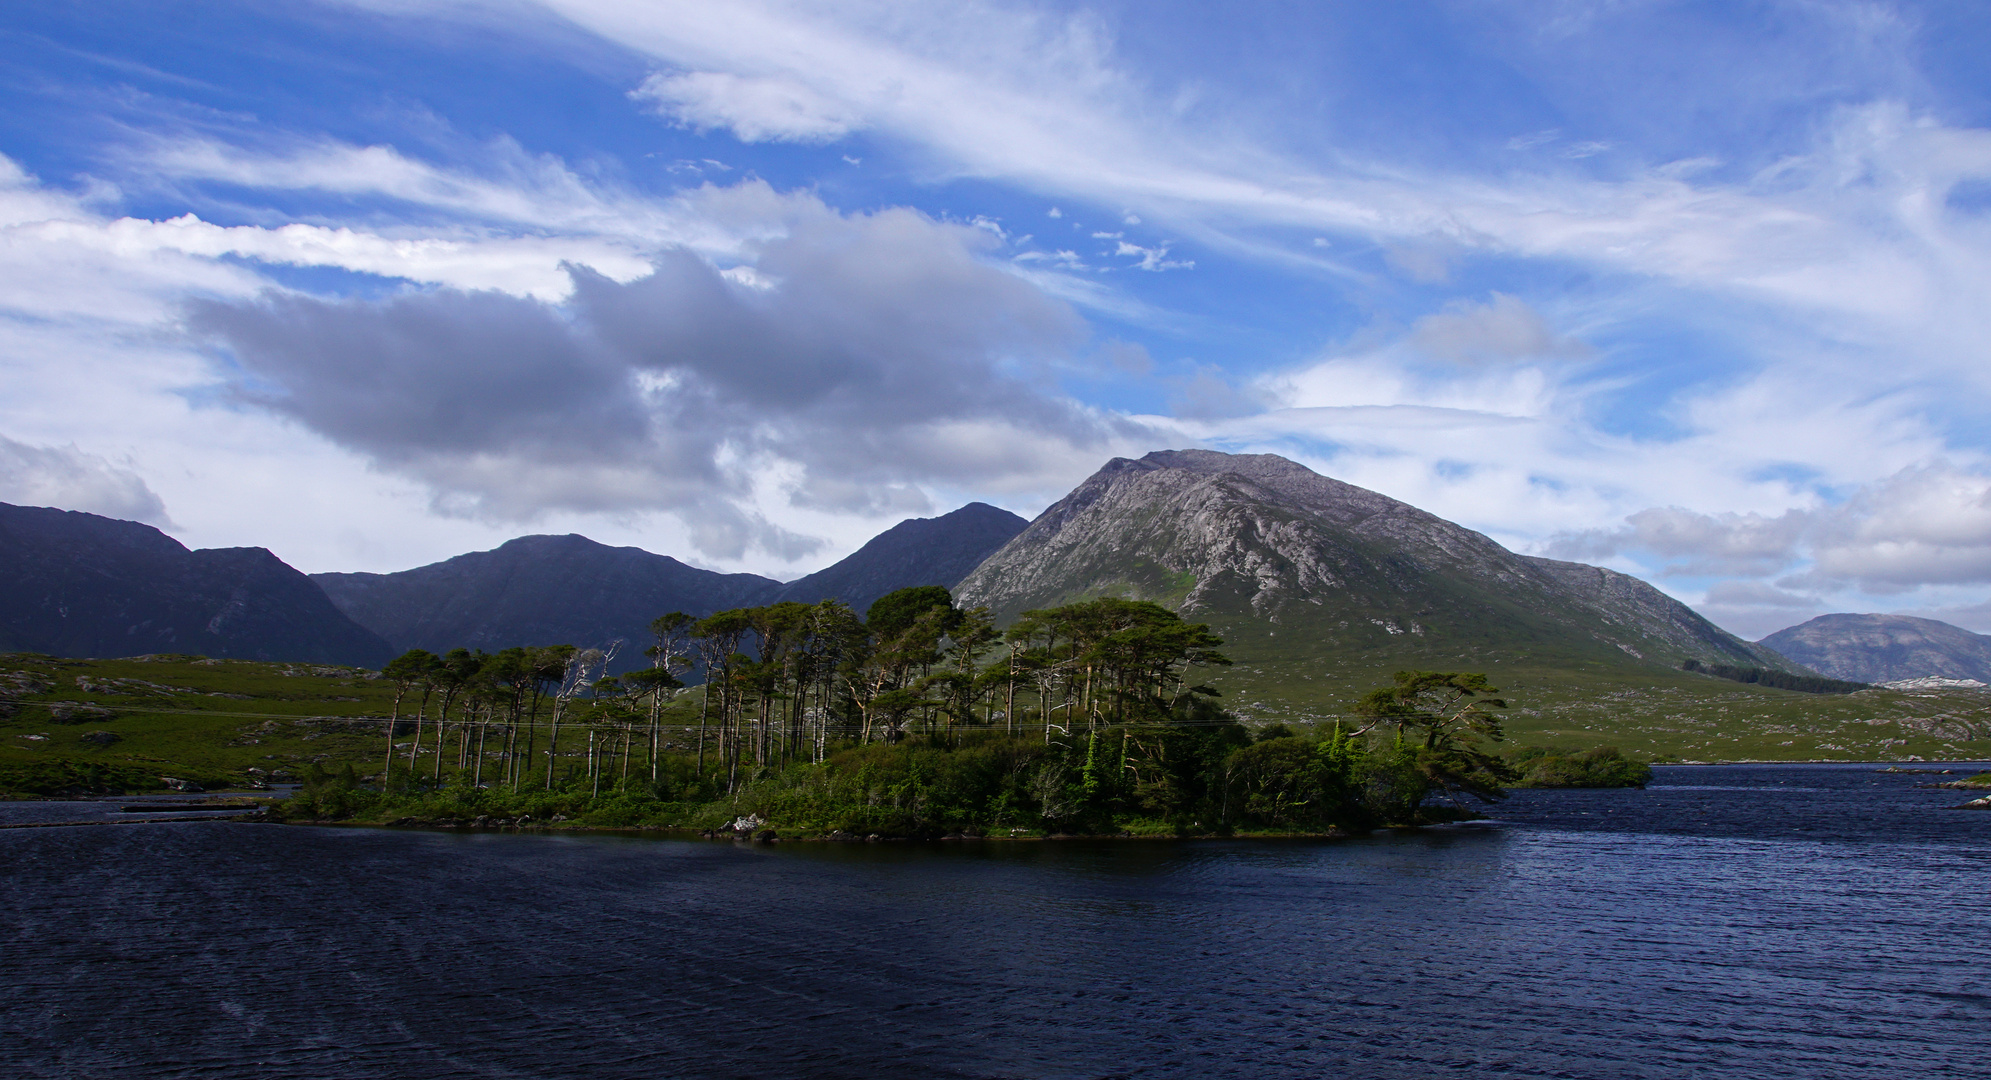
left=1545, top=506, right=1813, bottom=577
left=1545, top=462, right=1991, bottom=592
left=0, top=435, right=170, bottom=524
left=631, top=70, right=861, bottom=143
left=1113, top=240, right=1191, bottom=271
left=1808, top=463, right=1991, bottom=587
left=25, top=212, right=649, bottom=301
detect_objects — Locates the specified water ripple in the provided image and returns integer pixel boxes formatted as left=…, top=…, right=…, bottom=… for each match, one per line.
left=2, top=763, right=1987, bottom=1078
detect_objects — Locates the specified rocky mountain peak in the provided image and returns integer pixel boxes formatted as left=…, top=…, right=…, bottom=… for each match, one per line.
left=1760, top=613, right=1991, bottom=684
left=958, top=449, right=1786, bottom=674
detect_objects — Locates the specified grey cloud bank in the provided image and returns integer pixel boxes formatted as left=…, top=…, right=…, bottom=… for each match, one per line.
left=192, top=193, right=1148, bottom=559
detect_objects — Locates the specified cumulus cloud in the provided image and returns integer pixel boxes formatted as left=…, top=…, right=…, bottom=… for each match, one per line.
left=190, top=190, right=1149, bottom=557
left=1807, top=463, right=1991, bottom=588
left=1544, top=463, right=1991, bottom=591
left=0, top=435, right=169, bottom=524
left=631, top=71, right=861, bottom=143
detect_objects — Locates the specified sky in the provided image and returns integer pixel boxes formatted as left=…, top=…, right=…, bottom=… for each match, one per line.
left=5, top=0, right=1991, bottom=640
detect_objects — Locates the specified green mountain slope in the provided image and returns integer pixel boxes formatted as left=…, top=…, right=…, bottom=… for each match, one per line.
left=955, top=450, right=1818, bottom=727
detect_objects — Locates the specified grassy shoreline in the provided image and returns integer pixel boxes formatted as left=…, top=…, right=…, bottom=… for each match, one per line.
left=5, top=652, right=1987, bottom=806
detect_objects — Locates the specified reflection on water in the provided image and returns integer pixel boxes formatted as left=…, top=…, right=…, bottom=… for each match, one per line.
left=3, top=763, right=1988, bottom=1079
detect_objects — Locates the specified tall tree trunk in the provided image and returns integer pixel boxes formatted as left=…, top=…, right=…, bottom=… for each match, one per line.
left=649, top=686, right=662, bottom=781
left=407, top=689, right=431, bottom=782
left=473, top=705, right=490, bottom=787
left=695, top=685, right=710, bottom=778
left=382, top=686, right=407, bottom=786
left=1006, top=646, right=1017, bottom=737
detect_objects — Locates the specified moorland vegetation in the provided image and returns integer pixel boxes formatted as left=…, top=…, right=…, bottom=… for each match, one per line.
left=62, top=584, right=1991, bottom=821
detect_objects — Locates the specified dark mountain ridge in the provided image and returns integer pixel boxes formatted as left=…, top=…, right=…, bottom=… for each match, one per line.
left=312, top=503, right=1027, bottom=666
left=773, top=502, right=1027, bottom=613
left=1760, top=613, right=1991, bottom=684
left=0, top=502, right=391, bottom=667
left=312, top=534, right=780, bottom=662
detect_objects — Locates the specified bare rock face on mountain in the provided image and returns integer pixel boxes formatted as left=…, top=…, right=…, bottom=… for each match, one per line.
left=956, top=450, right=1787, bottom=675
left=313, top=534, right=781, bottom=661
left=0, top=502, right=391, bottom=667
left=774, top=503, right=1027, bottom=616
left=1759, top=614, right=1991, bottom=684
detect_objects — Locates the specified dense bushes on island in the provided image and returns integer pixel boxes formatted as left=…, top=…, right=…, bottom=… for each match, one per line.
left=280, top=698, right=1517, bottom=835
left=277, top=590, right=1514, bottom=833
left=276, top=592, right=1522, bottom=834
left=1508, top=745, right=1653, bottom=788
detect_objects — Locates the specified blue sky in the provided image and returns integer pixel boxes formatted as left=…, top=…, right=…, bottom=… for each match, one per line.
left=5, top=0, right=1991, bottom=639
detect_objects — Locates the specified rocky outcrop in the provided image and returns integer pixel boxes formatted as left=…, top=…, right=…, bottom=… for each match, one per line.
left=1760, top=614, right=1991, bottom=684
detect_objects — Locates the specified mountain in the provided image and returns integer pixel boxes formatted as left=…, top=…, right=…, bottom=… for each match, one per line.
left=1759, top=614, right=1991, bottom=684
left=313, top=534, right=781, bottom=662
left=0, top=502, right=391, bottom=667
left=774, top=502, right=1027, bottom=616
left=955, top=450, right=1791, bottom=702
left=312, top=503, right=1028, bottom=664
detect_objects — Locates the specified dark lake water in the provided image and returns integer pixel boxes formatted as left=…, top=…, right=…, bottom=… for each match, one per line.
left=4, top=763, right=1989, bottom=1079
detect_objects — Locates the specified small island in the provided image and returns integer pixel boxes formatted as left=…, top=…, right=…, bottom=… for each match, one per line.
left=276, top=615, right=1526, bottom=838
left=1508, top=745, right=1654, bottom=789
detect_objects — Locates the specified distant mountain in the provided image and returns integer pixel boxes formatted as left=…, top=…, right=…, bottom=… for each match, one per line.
left=313, top=535, right=780, bottom=663
left=0, top=502, right=391, bottom=667
left=774, top=502, right=1027, bottom=616
left=1759, top=614, right=1991, bottom=684
left=956, top=451, right=1790, bottom=695
left=312, top=503, right=1029, bottom=665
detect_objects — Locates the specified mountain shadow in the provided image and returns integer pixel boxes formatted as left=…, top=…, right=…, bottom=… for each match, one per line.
left=313, top=503, right=1027, bottom=666
left=0, top=502, right=390, bottom=667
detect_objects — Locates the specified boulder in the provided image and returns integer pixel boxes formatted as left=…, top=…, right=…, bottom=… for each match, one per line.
left=78, top=730, right=120, bottom=746
left=49, top=703, right=114, bottom=724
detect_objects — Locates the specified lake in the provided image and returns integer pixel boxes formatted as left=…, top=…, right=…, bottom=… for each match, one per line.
left=4, top=763, right=1988, bottom=1078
